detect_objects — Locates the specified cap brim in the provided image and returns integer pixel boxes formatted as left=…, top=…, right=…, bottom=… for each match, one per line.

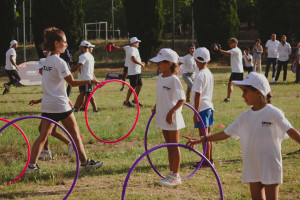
left=149, top=56, right=163, bottom=63
left=88, top=45, right=95, bottom=47
left=232, top=80, right=248, bottom=86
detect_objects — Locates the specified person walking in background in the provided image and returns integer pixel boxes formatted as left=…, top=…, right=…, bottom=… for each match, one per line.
left=264, top=34, right=280, bottom=81
left=214, top=38, right=244, bottom=102
left=252, top=39, right=263, bottom=73
left=122, top=37, right=145, bottom=108
left=60, top=48, right=72, bottom=96
left=178, top=44, right=197, bottom=102
left=3, top=40, right=22, bottom=95
left=242, top=47, right=254, bottom=74
left=274, top=35, right=291, bottom=84
left=295, top=42, right=300, bottom=83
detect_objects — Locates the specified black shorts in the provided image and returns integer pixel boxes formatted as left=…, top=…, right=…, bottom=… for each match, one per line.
left=123, top=66, right=128, bottom=73
left=79, top=84, right=93, bottom=93
left=229, top=73, right=243, bottom=82
left=128, top=74, right=143, bottom=88
left=42, top=110, right=73, bottom=122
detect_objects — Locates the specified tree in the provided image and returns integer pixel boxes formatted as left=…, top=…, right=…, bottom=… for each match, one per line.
left=0, top=0, right=15, bottom=66
left=237, top=0, right=255, bottom=29
left=123, top=0, right=164, bottom=62
left=32, top=0, right=84, bottom=58
left=193, top=0, right=240, bottom=49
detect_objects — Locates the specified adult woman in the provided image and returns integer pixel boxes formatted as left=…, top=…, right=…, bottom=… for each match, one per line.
left=252, top=39, right=263, bottom=73
left=26, top=27, right=103, bottom=173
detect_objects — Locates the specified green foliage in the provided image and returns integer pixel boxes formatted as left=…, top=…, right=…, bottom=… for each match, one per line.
left=237, top=0, right=255, bottom=28
left=123, top=0, right=164, bottom=61
left=284, top=0, right=300, bottom=43
left=32, top=0, right=84, bottom=58
left=0, top=0, right=15, bottom=66
left=193, top=0, right=240, bottom=49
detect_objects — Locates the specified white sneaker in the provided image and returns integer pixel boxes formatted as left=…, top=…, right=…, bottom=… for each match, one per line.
left=38, top=150, right=52, bottom=161
left=25, top=164, right=39, bottom=174
left=157, top=172, right=181, bottom=186
left=283, top=80, right=287, bottom=84
left=80, top=159, right=103, bottom=171
left=67, top=143, right=74, bottom=157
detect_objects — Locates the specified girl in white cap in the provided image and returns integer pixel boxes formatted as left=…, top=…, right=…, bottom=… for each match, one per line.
left=150, top=48, right=185, bottom=186
left=184, top=72, right=300, bottom=199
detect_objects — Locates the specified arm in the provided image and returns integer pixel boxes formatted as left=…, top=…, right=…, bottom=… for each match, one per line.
left=64, top=74, right=100, bottom=87
left=213, top=45, right=231, bottom=55
left=29, top=98, right=42, bottom=106
left=244, top=54, right=251, bottom=62
left=10, top=55, right=19, bottom=71
left=114, top=45, right=125, bottom=50
left=193, top=92, right=201, bottom=123
left=288, top=44, right=292, bottom=56
left=263, top=47, right=268, bottom=59
left=131, top=56, right=145, bottom=69
left=183, top=131, right=230, bottom=148
left=71, top=63, right=83, bottom=73
left=258, top=45, right=263, bottom=54
left=151, top=104, right=156, bottom=114
left=166, top=99, right=185, bottom=124
left=287, top=128, right=300, bottom=144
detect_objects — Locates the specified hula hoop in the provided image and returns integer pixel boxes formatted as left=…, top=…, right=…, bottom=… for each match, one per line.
left=122, top=143, right=224, bottom=200
left=0, top=118, right=30, bottom=187
left=144, top=103, right=207, bottom=181
left=85, top=79, right=140, bottom=143
left=0, top=116, right=79, bottom=200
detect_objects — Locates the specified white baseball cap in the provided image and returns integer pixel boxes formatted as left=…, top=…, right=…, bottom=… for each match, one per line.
left=10, top=40, right=18, bottom=48
left=232, top=72, right=271, bottom=97
left=150, top=48, right=179, bottom=63
left=193, top=47, right=210, bottom=63
left=34, top=58, right=46, bottom=70
left=79, top=40, right=90, bottom=47
left=88, top=41, right=95, bottom=48
left=130, top=37, right=141, bottom=44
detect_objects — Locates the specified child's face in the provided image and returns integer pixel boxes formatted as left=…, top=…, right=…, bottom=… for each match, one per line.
left=157, top=61, right=172, bottom=74
left=55, top=35, right=68, bottom=54
left=240, top=86, right=259, bottom=106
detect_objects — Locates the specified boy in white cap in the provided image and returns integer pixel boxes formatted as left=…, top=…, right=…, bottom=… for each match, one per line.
left=150, top=48, right=185, bottom=186
left=72, top=41, right=99, bottom=113
left=3, top=40, right=21, bottom=95
left=189, top=47, right=215, bottom=168
left=184, top=72, right=300, bottom=199
left=123, top=37, right=145, bottom=107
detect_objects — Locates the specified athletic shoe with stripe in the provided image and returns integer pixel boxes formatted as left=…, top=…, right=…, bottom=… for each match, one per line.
left=25, top=164, right=40, bottom=174
left=81, top=159, right=103, bottom=171
left=38, top=150, right=52, bottom=161
left=67, top=143, right=74, bottom=157
left=157, top=172, right=181, bottom=186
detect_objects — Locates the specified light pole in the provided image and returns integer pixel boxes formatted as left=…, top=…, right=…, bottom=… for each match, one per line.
left=112, top=0, right=114, bottom=39
left=23, top=0, right=26, bottom=62
left=172, top=0, right=175, bottom=50
left=192, top=0, right=194, bottom=44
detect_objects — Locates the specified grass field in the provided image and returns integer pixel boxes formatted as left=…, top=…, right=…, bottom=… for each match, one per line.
left=0, top=49, right=299, bottom=199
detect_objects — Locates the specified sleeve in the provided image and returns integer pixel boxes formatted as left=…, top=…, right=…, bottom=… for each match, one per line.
left=9, top=49, right=16, bottom=56
left=192, top=74, right=204, bottom=94
left=224, top=114, right=243, bottom=140
left=288, top=44, right=292, bottom=55
left=128, top=47, right=135, bottom=58
left=274, top=109, right=293, bottom=139
left=229, top=48, right=236, bottom=55
left=58, top=60, right=71, bottom=79
left=173, top=77, right=186, bottom=101
left=265, top=41, right=269, bottom=48
left=78, top=54, right=87, bottom=65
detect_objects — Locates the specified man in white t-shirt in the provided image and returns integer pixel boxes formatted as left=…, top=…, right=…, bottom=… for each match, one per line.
left=242, top=47, right=254, bottom=74
left=123, top=37, right=145, bottom=107
left=214, top=38, right=244, bottom=102
left=274, top=35, right=291, bottom=84
left=72, top=40, right=98, bottom=113
left=3, top=40, right=21, bottom=95
left=263, top=33, right=280, bottom=81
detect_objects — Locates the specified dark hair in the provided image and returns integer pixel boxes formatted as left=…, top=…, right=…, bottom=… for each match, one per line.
left=256, top=39, right=261, bottom=43
left=244, top=85, right=272, bottom=104
left=42, top=27, right=65, bottom=51
left=161, top=60, right=179, bottom=75
left=244, top=47, right=250, bottom=51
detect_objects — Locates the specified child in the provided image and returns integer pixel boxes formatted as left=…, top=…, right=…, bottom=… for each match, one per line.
left=150, top=48, right=186, bottom=186
left=184, top=72, right=300, bottom=199
left=190, top=47, right=214, bottom=168
left=243, top=47, right=254, bottom=74
left=252, top=39, right=263, bottom=73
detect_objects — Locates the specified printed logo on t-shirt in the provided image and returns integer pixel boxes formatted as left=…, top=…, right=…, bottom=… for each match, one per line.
left=163, top=86, right=171, bottom=91
left=43, top=66, right=52, bottom=71
left=261, top=121, right=273, bottom=127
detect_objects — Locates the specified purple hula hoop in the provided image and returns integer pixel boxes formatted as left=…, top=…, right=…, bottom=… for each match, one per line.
left=144, top=102, right=207, bottom=181
left=122, top=143, right=224, bottom=200
left=0, top=116, right=79, bottom=200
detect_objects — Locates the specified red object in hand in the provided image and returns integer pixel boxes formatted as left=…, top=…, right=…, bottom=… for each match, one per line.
left=216, top=124, right=226, bottom=128
left=106, top=43, right=115, bottom=52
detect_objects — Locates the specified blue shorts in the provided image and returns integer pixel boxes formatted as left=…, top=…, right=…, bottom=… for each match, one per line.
left=194, top=108, right=214, bottom=128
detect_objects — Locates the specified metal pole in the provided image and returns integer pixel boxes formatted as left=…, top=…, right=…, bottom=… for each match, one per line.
left=112, top=0, right=114, bottom=39
left=172, top=0, right=175, bottom=50
left=30, top=0, right=32, bottom=43
left=23, top=0, right=26, bottom=62
left=192, top=0, right=194, bottom=44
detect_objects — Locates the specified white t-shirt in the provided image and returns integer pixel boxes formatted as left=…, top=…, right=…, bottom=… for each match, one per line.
left=191, top=68, right=214, bottom=112
left=229, top=47, right=243, bottom=73
left=41, top=55, right=72, bottom=113
left=155, top=74, right=185, bottom=130
left=127, top=47, right=142, bottom=75
left=243, top=54, right=253, bottom=67
left=123, top=45, right=131, bottom=67
left=180, top=54, right=197, bottom=73
left=277, top=42, right=291, bottom=61
left=224, top=104, right=293, bottom=184
left=78, top=52, right=94, bottom=80
left=5, top=48, right=17, bottom=70
left=265, top=40, right=280, bottom=58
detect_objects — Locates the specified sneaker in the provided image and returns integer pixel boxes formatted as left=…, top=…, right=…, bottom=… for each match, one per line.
left=123, top=101, right=134, bottom=108
left=3, top=88, right=9, bottom=95
left=67, top=143, right=74, bottom=157
left=132, top=100, right=143, bottom=107
left=191, top=160, right=214, bottom=169
left=223, top=98, right=230, bottom=102
left=4, top=83, right=9, bottom=92
left=271, top=78, right=277, bottom=83
left=81, top=159, right=103, bottom=171
left=283, top=80, right=287, bottom=84
left=157, top=172, right=181, bottom=186
left=38, top=150, right=52, bottom=161
left=25, top=164, right=40, bottom=174
left=120, top=87, right=125, bottom=91
left=79, top=107, right=86, bottom=111
left=92, top=110, right=100, bottom=114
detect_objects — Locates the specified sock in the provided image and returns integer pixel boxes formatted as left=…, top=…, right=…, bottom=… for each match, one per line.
left=43, top=150, right=50, bottom=153
left=172, top=173, right=179, bottom=178
left=29, top=163, right=36, bottom=168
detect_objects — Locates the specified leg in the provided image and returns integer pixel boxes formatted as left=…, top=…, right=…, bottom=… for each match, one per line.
left=90, top=96, right=98, bottom=111
left=249, top=182, right=265, bottom=200
left=182, top=73, right=194, bottom=102
left=198, top=127, right=211, bottom=160
left=296, top=63, right=300, bottom=83
left=50, top=125, right=70, bottom=145
left=125, top=88, right=133, bottom=103
left=265, top=184, right=279, bottom=200
left=271, top=59, right=277, bottom=79
left=74, top=92, right=85, bottom=110
left=275, top=61, right=282, bottom=81
left=134, top=85, right=142, bottom=101
left=61, top=113, right=87, bottom=163
left=253, top=58, right=257, bottom=72
left=283, top=61, right=288, bottom=81
left=257, top=59, right=262, bottom=74
left=121, top=70, right=128, bottom=88
left=227, top=81, right=233, bottom=99
left=163, top=130, right=181, bottom=173
left=265, top=58, right=271, bottom=78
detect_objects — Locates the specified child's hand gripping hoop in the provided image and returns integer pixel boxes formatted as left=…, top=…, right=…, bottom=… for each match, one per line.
left=85, top=79, right=140, bottom=143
